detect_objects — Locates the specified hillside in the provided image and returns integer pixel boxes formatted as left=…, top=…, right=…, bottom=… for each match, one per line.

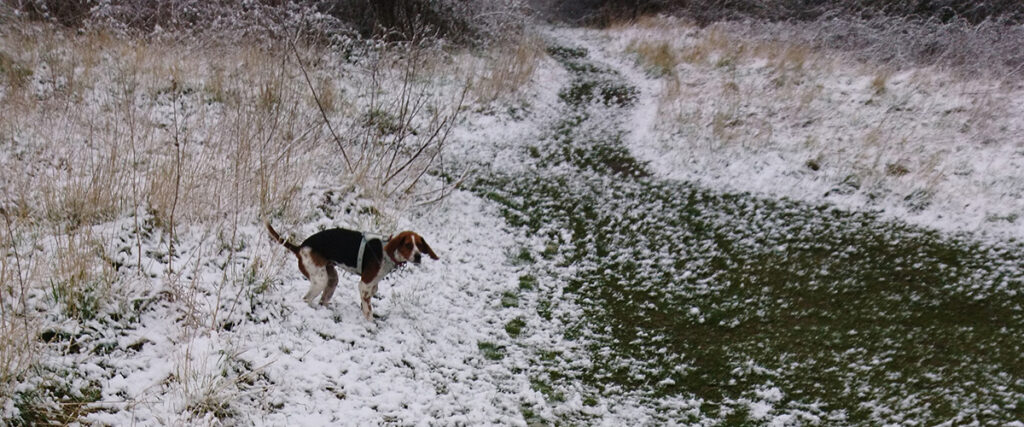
left=2, top=9, right=1023, bottom=425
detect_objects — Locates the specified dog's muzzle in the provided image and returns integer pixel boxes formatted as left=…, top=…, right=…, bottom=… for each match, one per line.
left=414, top=253, right=422, bottom=264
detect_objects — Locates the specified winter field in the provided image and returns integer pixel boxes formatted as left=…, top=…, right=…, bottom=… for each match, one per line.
left=2, top=10, right=1023, bottom=426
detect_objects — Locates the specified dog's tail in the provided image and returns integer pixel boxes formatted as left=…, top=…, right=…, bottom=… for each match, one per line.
left=265, top=221, right=300, bottom=256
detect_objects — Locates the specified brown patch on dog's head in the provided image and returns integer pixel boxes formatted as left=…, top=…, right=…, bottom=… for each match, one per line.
left=385, top=231, right=438, bottom=264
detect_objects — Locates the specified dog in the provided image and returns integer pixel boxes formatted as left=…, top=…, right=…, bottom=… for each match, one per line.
left=265, top=222, right=438, bottom=320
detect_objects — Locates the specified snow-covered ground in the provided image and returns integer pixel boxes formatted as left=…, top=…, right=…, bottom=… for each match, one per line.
left=564, top=21, right=1024, bottom=240
left=3, top=18, right=1023, bottom=425
left=76, top=191, right=542, bottom=425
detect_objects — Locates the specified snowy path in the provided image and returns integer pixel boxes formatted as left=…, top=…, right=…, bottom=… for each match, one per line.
left=464, top=34, right=1024, bottom=425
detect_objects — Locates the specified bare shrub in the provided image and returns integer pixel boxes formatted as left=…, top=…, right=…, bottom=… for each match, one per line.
left=4, top=0, right=529, bottom=45
left=529, top=0, right=666, bottom=26
left=0, top=212, right=39, bottom=414
left=315, top=0, right=528, bottom=44
left=4, top=0, right=93, bottom=27
left=535, top=0, right=1024, bottom=25
left=3, top=0, right=348, bottom=43
left=322, top=41, right=468, bottom=207
left=727, top=15, right=1024, bottom=80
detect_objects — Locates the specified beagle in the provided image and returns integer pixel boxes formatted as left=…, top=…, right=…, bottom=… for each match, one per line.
left=265, top=222, right=438, bottom=320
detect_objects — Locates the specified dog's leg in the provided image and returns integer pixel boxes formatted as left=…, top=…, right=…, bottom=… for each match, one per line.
left=359, top=261, right=383, bottom=321
left=319, top=265, right=339, bottom=306
left=359, top=282, right=372, bottom=320
left=359, top=280, right=379, bottom=320
left=303, top=274, right=327, bottom=306
left=303, top=268, right=330, bottom=306
left=299, top=248, right=332, bottom=307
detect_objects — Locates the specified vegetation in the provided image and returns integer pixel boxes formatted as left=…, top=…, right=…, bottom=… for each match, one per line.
left=0, top=4, right=537, bottom=422
left=472, top=42, right=1024, bottom=424
left=535, top=0, right=1024, bottom=25
left=2, top=0, right=526, bottom=44
left=537, top=0, right=1024, bottom=77
left=2, top=0, right=1022, bottom=423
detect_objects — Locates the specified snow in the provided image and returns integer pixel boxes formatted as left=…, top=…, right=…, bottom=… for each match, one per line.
left=61, top=189, right=545, bottom=425
left=563, top=22, right=1024, bottom=241
left=4, top=17, right=1023, bottom=426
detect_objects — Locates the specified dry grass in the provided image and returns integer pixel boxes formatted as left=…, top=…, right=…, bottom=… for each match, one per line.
left=0, top=29, right=315, bottom=231
left=870, top=70, right=890, bottom=95
left=468, top=34, right=545, bottom=104
left=0, top=16, right=511, bottom=422
left=609, top=15, right=1023, bottom=227
left=0, top=229, right=37, bottom=410
left=49, top=231, right=116, bottom=321
left=627, top=39, right=677, bottom=76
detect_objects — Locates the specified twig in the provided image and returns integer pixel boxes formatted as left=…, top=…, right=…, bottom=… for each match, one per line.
left=400, top=84, right=468, bottom=196
left=168, top=77, right=183, bottom=275
left=1, top=209, right=27, bottom=316
left=287, top=33, right=353, bottom=171
left=411, top=169, right=472, bottom=208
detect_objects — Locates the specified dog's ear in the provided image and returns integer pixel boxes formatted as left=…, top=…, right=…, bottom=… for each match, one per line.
left=415, top=235, right=439, bottom=260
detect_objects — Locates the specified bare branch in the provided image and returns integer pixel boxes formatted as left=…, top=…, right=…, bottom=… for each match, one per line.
left=288, top=34, right=353, bottom=171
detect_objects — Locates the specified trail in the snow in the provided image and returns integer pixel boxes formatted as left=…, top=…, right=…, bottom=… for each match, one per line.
left=468, top=42, right=1024, bottom=425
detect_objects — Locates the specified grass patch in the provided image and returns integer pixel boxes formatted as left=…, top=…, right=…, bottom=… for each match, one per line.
left=481, top=167, right=1024, bottom=423
left=500, top=291, right=519, bottom=308
left=477, top=341, right=506, bottom=361
left=513, top=247, right=535, bottom=265
left=518, top=274, right=537, bottom=290
left=530, top=377, right=566, bottom=402
left=536, top=299, right=553, bottom=321
left=11, top=368, right=103, bottom=425
left=467, top=42, right=1024, bottom=424
left=546, top=46, right=587, bottom=61
left=505, top=317, right=527, bottom=338
left=549, top=44, right=638, bottom=108
left=627, top=39, right=678, bottom=76
left=558, top=77, right=638, bottom=107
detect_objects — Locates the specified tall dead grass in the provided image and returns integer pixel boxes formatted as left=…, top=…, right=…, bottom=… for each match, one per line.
left=469, top=35, right=545, bottom=103
left=1, top=15, right=542, bottom=421
left=1, top=24, right=319, bottom=417
left=618, top=16, right=1022, bottom=221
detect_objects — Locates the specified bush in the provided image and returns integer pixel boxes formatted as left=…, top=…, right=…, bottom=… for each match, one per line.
left=3, top=0, right=527, bottom=44
left=730, top=14, right=1024, bottom=78
left=529, top=0, right=1024, bottom=26
left=5, top=0, right=93, bottom=27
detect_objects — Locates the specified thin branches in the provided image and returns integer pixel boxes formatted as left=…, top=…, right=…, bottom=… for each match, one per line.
left=288, top=35, right=353, bottom=171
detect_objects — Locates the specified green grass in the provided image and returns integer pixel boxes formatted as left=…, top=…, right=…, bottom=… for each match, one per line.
left=466, top=43, right=1024, bottom=424
left=505, top=317, right=527, bottom=338
left=548, top=46, right=638, bottom=108
left=478, top=341, right=507, bottom=361
left=481, top=170, right=1024, bottom=422
left=500, top=291, right=520, bottom=308
left=518, top=274, right=537, bottom=291
left=11, top=368, right=103, bottom=426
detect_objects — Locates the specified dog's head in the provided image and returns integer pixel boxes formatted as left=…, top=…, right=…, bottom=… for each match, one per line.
left=385, top=231, right=439, bottom=264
